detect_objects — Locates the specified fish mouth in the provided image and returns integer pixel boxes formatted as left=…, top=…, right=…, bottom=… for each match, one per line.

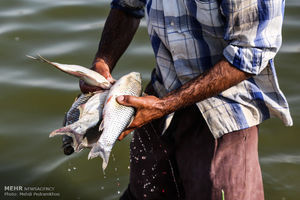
left=129, top=72, right=142, bottom=83
left=62, top=135, right=74, bottom=155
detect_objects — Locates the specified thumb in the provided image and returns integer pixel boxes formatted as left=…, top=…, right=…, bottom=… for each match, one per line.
left=116, top=95, right=142, bottom=107
left=103, top=72, right=115, bottom=84
left=99, top=70, right=115, bottom=84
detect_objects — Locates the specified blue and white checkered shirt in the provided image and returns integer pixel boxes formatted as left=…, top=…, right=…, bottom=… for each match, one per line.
left=111, top=0, right=293, bottom=138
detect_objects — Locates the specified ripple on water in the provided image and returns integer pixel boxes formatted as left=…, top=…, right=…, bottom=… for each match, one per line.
left=33, top=156, right=70, bottom=174
left=0, top=7, right=36, bottom=17
left=286, top=0, right=300, bottom=7
left=260, top=153, right=300, bottom=165
left=279, top=42, right=300, bottom=53
left=33, top=40, right=90, bottom=56
left=0, top=67, right=78, bottom=91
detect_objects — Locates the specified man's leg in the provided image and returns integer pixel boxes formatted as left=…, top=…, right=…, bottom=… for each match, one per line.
left=210, top=126, right=264, bottom=200
left=170, top=105, right=264, bottom=200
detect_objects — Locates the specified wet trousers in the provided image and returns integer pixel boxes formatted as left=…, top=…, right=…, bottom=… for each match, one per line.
left=120, top=85, right=264, bottom=200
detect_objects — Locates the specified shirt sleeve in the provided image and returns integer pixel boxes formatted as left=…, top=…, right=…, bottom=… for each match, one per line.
left=111, top=0, right=146, bottom=18
left=221, top=0, right=284, bottom=75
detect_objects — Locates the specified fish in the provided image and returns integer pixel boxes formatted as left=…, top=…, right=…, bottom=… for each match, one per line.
left=88, top=72, right=142, bottom=170
left=61, top=93, right=94, bottom=155
left=50, top=90, right=109, bottom=151
left=26, top=54, right=112, bottom=89
left=65, top=93, right=95, bottom=126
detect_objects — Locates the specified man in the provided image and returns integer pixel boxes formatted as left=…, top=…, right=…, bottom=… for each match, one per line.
left=80, top=0, right=293, bottom=199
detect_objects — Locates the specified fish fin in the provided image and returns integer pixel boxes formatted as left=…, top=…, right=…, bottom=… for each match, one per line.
left=127, top=115, right=135, bottom=128
left=161, top=112, right=175, bottom=136
left=77, top=104, right=85, bottom=119
left=26, top=55, right=38, bottom=60
left=74, top=93, right=82, bottom=102
left=49, top=127, right=69, bottom=138
left=106, top=95, right=113, bottom=104
left=27, top=54, right=60, bottom=68
left=77, top=143, right=85, bottom=152
left=27, top=54, right=52, bottom=64
left=99, top=120, right=104, bottom=132
left=88, top=144, right=111, bottom=171
left=79, top=137, right=89, bottom=149
left=102, top=160, right=108, bottom=171
left=37, top=54, right=52, bottom=64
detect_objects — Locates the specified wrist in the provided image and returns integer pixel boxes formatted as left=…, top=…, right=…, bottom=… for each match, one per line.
left=155, top=98, right=172, bottom=116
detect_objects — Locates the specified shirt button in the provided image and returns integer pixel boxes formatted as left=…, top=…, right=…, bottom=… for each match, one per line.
left=170, top=21, right=174, bottom=26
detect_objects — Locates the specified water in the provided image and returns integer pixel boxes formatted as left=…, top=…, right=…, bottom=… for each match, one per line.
left=0, top=0, right=299, bottom=199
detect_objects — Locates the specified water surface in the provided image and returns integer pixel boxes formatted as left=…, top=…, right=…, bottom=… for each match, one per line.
left=0, top=0, right=299, bottom=199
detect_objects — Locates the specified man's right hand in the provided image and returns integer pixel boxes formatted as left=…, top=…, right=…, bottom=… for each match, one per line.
left=79, top=58, right=115, bottom=93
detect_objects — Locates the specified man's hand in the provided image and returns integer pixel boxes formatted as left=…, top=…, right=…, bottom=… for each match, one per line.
left=115, top=59, right=251, bottom=140
left=116, top=95, right=167, bottom=140
left=79, top=58, right=115, bottom=93
left=80, top=8, right=140, bottom=94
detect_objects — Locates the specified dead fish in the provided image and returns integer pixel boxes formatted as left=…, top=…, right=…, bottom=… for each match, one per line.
left=26, top=55, right=112, bottom=89
left=65, top=93, right=94, bottom=125
left=88, top=72, right=142, bottom=170
left=62, top=93, right=94, bottom=155
left=50, top=90, right=109, bottom=151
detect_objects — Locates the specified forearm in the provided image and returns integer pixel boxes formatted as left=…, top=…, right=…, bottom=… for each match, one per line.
left=158, top=59, right=252, bottom=114
left=94, top=8, right=140, bottom=71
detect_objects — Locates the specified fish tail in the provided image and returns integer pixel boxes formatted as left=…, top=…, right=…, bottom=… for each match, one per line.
left=27, top=54, right=64, bottom=72
left=36, top=54, right=52, bottom=64
left=26, top=54, right=52, bottom=64
left=50, top=127, right=84, bottom=152
left=88, top=144, right=111, bottom=170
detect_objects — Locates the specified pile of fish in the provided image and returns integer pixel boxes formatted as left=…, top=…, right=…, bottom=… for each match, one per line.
left=28, top=55, right=142, bottom=170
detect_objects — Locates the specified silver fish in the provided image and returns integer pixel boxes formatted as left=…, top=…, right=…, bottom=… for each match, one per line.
left=65, top=93, right=94, bottom=125
left=88, top=72, right=142, bottom=170
left=26, top=55, right=112, bottom=89
left=62, top=93, right=94, bottom=155
left=50, top=90, right=109, bottom=151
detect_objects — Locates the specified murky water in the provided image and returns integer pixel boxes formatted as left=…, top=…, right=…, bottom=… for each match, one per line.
left=0, top=0, right=299, bottom=199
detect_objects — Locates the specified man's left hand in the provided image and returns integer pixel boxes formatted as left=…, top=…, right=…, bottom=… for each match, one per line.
left=116, top=95, right=166, bottom=140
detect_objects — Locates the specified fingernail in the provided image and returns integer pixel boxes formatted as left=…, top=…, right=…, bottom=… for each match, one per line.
left=117, top=96, right=124, bottom=102
left=107, top=77, right=115, bottom=83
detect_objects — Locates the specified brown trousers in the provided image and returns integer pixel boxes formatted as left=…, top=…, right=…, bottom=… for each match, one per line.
left=120, top=86, right=264, bottom=200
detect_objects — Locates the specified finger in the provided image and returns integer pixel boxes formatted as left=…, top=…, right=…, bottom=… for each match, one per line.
left=100, top=70, right=115, bottom=84
left=105, top=73, right=116, bottom=84
left=118, top=128, right=135, bottom=141
left=92, top=61, right=115, bottom=84
left=116, top=95, right=144, bottom=107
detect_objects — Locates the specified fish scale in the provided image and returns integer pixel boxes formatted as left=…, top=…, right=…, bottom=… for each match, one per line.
left=100, top=100, right=134, bottom=146
left=62, top=93, right=94, bottom=155
left=88, top=72, right=142, bottom=170
left=50, top=90, right=109, bottom=151
left=65, top=93, right=94, bottom=125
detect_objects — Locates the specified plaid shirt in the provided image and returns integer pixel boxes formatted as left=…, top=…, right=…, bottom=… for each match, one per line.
left=111, top=0, right=293, bottom=138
